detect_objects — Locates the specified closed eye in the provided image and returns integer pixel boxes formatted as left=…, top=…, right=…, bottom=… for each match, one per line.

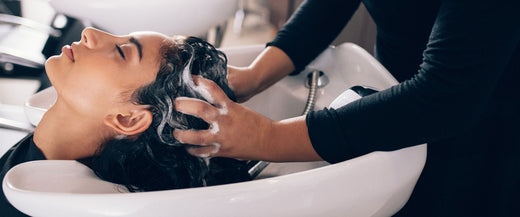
left=115, top=45, right=126, bottom=60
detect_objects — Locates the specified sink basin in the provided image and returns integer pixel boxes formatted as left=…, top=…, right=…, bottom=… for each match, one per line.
left=4, top=43, right=426, bottom=217
left=49, top=0, right=238, bottom=36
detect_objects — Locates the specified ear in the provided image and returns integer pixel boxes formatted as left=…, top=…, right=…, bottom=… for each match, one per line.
left=104, top=109, right=153, bottom=136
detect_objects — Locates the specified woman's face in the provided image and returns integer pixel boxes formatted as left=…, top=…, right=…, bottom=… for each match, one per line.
left=45, top=27, right=170, bottom=117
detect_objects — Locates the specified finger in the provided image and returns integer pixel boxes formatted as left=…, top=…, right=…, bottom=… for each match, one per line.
left=185, top=143, right=221, bottom=158
left=192, top=75, right=231, bottom=107
left=173, top=128, right=214, bottom=146
left=174, top=97, right=219, bottom=122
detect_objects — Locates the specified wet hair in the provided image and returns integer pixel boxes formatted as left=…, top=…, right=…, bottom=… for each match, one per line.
left=90, top=36, right=251, bottom=192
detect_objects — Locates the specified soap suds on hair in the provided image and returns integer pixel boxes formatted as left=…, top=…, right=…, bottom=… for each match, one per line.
left=115, top=134, right=128, bottom=140
left=180, top=49, right=197, bottom=95
left=194, top=83, right=215, bottom=104
left=195, top=152, right=210, bottom=158
left=157, top=95, right=188, bottom=146
left=181, top=48, right=215, bottom=104
left=157, top=96, right=174, bottom=144
left=169, top=44, right=228, bottom=147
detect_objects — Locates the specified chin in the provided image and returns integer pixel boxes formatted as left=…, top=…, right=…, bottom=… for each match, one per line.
left=45, top=55, right=60, bottom=72
left=45, top=55, right=69, bottom=86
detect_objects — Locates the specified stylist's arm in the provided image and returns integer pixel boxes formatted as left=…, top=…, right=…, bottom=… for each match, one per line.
left=226, top=46, right=295, bottom=103
left=173, top=75, right=322, bottom=162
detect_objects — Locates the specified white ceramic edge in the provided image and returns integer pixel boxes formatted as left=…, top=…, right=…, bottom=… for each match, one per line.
left=24, top=86, right=56, bottom=126
left=4, top=144, right=426, bottom=217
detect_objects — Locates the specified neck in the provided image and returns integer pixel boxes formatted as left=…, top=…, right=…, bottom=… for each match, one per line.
left=33, top=100, right=114, bottom=160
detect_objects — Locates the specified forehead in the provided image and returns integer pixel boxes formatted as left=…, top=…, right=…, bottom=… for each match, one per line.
left=130, top=31, right=169, bottom=40
left=129, top=31, right=171, bottom=63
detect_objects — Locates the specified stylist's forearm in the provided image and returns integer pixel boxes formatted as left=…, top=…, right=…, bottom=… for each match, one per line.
left=263, top=115, right=323, bottom=162
left=229, top=46, right=295, bottom=101
left=251, top=46, right=295, bottom=94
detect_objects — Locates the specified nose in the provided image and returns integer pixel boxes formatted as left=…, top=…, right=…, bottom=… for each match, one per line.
left=81, top=27, right=119, bottom=49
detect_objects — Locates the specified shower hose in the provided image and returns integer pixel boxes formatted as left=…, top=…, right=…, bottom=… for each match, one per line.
left=247, top=70, right=320, bottom=178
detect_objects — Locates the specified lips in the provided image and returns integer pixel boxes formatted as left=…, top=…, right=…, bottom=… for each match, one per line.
left=62, top=45, right=75, bottom=62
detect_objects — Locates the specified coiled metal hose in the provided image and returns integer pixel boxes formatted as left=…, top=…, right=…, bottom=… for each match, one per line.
left=248, top=70, right=321, bottom=178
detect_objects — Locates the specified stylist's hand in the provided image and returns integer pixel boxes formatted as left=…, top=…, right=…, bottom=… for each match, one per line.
left=226, top=65, right=258, bottom=103
left=174, top=75, right=274, bottom=159
left=227, top=46, right=296, bottom=103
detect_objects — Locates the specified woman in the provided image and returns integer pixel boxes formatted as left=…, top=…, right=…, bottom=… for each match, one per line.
left=1, top=27, right=251, bottom=216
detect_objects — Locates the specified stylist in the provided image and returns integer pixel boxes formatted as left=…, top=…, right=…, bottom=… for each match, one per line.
left=174, top=0, right=520, bottom=216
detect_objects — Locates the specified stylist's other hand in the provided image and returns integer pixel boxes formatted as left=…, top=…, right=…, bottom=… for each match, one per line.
left=227, top=65, right=257, bottom=103
left=174, top=75, right=273, bottom=159
left=227, top=46, right=296, bottom=103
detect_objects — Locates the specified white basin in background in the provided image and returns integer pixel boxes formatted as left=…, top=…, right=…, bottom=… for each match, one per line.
left=49, top=0, right=238, bottom=36
left=4, top=43, right=426, bottom=217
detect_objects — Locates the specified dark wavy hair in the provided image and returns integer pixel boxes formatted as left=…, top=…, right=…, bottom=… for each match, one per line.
left=90, top=36, right=251, bottom=192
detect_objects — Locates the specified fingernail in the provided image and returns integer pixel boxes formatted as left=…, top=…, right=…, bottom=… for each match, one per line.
left=174, top=96, right=189, bottom=102
left=173, top=97, right=189, bottom=111
left=172, top=129, right=183, bottom=143
left=191, top=75, right=200, bottom=84
left=186, top=146, right=211, bottom=158
left=210, top=143, right=221, bottom=154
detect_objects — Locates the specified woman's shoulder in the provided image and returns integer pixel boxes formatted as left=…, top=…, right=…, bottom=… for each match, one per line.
left=0, top=134, right=45, bottom=175
left=0, top=135, right=35, bottom=217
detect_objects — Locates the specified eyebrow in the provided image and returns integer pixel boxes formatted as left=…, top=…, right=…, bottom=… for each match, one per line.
left=130, top=36, right=143, bottom=61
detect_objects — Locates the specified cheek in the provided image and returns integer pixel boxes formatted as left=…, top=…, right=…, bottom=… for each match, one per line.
left=49, top=61, right=122, bottom=115
left=59, top=78, right=121, bottom=118
left=63, top=58, right=120, bottom=88
left=63, top=67, right=120, bottom=103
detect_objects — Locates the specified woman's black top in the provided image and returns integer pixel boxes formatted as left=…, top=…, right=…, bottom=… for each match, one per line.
left=269, top=0, right=519, bottom=216
left=0, top=134, right=44, bottom=217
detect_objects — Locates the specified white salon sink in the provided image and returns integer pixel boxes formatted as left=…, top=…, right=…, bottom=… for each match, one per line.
left=4, top=43, right=426, bottom=217
left=49, top=0, right=238, bottom=36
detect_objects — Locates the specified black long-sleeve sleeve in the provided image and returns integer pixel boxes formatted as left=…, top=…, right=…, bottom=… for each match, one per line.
left=268, top=0, right=361, bottom=73
left=307, top=0, right=520, bottom=163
